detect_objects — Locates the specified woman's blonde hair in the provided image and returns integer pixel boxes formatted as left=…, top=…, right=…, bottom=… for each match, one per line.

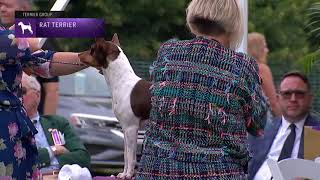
left=186, top=0, right=243, bottom=49
left=248, top=32, right=266, bottom=62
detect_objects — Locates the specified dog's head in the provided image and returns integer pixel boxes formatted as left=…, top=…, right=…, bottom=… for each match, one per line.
left=79, top=34, right=121, bottom=68
left=18, top=22, right=22, bottom=26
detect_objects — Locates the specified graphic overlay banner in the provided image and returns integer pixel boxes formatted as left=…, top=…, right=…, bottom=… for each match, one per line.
left=15, top=18, right=105, bottom=38
left=15, top=11, right=65, bottom=18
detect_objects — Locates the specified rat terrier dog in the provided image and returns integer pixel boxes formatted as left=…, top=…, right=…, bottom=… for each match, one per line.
left=79, top=34, right=151, bottom=179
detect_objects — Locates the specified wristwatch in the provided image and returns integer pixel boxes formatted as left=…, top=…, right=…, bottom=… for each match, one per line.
left=51, top=146, right=57, bottom=154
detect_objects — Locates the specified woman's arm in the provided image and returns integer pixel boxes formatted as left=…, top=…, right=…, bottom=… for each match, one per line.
left=243, top=59, right=268, bottom=137
left=259, top=63, right=282, bottom=117
left=25, top=37, right=88, bottom=76
left=49, top=52, right=87, bottom=76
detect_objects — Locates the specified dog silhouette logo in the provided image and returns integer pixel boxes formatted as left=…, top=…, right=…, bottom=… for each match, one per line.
left=18, top=22, right=33, bottom=34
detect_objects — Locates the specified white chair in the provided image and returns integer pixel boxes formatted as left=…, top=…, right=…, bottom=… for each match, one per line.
left=267, top=158, right=320, bottom=180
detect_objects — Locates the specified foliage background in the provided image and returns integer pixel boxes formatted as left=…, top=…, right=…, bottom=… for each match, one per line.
left=35, top=0, right=192, bottom=61
left=35, top=0, right=320, bottom=112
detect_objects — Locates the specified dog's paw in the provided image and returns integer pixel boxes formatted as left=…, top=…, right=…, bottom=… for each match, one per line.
left=125, top=173, right=135, bottom=180
left=117, top=172, right=135, bottom=180
left=117, top=172, right=126, bottom=179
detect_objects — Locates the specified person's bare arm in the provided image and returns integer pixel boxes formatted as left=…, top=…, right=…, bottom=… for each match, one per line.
left=49, top=52, right=87, bottom=76
left=24, top=37, right=88, bottom=76
left=259, top=63, right=282, bottom=117
left=43, top=82, right=59, bottom=115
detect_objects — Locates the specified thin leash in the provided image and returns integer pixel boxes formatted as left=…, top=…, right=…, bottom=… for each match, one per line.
left=32, top=56, right=87, bottom=66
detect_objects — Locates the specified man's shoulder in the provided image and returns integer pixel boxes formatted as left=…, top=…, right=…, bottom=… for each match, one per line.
left=249, top=117, right=281, bottom=144
left=307, top=113, right=320, bottom=126
left=267, top=116, right=282, bottom=128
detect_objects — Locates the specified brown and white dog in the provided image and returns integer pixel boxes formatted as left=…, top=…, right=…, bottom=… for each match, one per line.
left=79, top=34, right=151, bottom=179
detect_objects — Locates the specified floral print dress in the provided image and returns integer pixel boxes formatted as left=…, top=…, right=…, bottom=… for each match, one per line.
left=0, top=28, right=55, bottom=180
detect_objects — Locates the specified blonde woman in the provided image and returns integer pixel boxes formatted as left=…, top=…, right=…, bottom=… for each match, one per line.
left=136, top=0, right=267, bottom=179
left=248, top=32, right=282, bottom=118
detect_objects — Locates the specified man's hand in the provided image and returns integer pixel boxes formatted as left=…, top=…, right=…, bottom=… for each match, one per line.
left=52, top=145, right=69, bottom=156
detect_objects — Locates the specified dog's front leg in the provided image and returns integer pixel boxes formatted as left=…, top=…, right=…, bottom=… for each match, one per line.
left=117, top=133, right=128, bottom=179
left=123, top=125, right=139, bottom=179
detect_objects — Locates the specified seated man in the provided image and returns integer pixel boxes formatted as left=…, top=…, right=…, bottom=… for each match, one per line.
left=22, top=74, right=90, bottom=177
left=248, top=71, right=320, bottom=180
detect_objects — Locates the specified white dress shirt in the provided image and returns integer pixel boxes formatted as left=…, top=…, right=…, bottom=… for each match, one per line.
left=253, top=115, right=307, bottom=180
left=32, top=114, right=60, bottom=171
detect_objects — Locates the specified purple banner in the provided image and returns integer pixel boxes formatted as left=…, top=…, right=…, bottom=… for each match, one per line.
left=15, top=18, right=105, bottom=38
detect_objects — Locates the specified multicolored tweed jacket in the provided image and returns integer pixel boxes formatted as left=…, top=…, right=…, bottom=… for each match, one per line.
left=136, top=37, right=267, bottom=180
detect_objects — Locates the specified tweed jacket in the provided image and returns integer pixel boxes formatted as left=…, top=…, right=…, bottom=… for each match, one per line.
left=137, top=37, right=267, bottom=179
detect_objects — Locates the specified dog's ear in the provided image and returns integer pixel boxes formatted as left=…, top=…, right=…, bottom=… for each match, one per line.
left=105, top=43, right=120, bottom=66
left=111, top=33, right=120, bottom=47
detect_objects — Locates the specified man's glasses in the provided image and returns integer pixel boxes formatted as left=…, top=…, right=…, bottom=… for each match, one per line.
left=279, top=90, right=308, bottom=99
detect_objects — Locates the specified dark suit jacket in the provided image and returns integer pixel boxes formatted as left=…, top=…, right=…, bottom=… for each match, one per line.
left=248, top=114, right=320, bottom=180
left=37, top=115, right=90, bottom=169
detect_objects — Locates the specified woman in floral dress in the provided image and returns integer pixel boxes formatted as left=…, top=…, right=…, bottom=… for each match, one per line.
left=0, top=26, right=87, bottom=179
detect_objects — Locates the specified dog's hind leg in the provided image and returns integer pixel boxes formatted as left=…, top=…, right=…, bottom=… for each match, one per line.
left=123, top=125, right=139, bottom=179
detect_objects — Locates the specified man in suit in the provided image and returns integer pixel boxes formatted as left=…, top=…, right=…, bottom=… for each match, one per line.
left=21, top=74, right=90, bottom=178
left=248, top=71, right=320, bottom=180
